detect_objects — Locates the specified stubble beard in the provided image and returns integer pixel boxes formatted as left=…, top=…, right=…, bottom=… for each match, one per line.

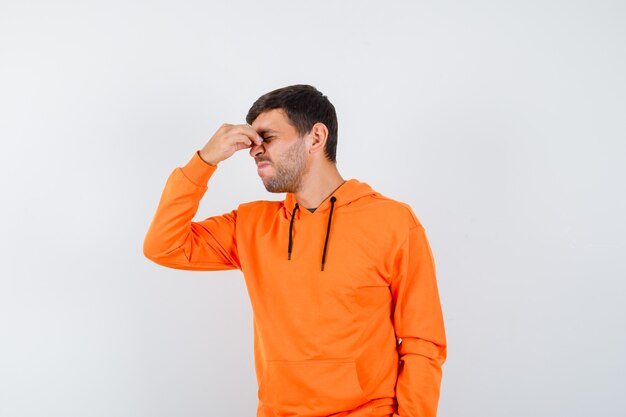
left=263, top=139, right=308, bottom=193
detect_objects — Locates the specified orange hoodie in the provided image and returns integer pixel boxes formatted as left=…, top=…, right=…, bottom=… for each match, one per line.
left=143, top=151, right=447, bottom=417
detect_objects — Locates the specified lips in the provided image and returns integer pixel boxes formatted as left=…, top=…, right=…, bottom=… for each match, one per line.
left=257, top=161, right=271, bottom=174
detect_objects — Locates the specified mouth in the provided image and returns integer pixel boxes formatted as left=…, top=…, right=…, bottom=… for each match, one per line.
left=257, top=161, right=271, bottom=174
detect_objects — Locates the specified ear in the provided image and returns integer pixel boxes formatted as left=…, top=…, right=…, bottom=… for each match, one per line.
left=308, top=122, right=328, bottom=155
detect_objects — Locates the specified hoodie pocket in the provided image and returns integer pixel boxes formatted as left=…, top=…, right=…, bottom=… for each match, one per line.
left=259, top=358, right=369, bottom=416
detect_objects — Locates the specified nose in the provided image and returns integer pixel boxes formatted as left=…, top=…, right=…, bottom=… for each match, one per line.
left=249, top=141, right=265, bottom=158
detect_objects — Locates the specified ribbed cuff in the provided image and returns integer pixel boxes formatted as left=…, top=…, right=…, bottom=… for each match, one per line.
left=180, top=150, right=218, bottom=186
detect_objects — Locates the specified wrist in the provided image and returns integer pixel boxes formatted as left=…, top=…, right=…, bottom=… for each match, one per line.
left=197, top=150, right=218, bottom=166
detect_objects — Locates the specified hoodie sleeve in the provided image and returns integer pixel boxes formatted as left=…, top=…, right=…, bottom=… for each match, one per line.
left=390, top=220, right=447, bottom=417
left=142, top=151, right=241, bottom=271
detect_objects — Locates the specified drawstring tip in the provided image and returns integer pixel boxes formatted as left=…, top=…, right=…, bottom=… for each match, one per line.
left=288, top=252, right=292, bottom=261
left=321, top=263, right=325, bottom=271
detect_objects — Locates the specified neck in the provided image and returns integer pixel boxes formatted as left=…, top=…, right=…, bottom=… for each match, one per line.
left=294, top=163, right=345, bottom=209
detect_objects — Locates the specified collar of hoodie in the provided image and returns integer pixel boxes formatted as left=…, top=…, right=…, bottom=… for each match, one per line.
left=283, top=179, right=379, bottom=272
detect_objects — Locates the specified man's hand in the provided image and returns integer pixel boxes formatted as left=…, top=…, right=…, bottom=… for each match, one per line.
left=199, top=123, right=264, bottom=165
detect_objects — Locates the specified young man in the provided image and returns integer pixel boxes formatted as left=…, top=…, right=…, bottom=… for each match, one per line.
left=143, top=84, right=447, bottom=417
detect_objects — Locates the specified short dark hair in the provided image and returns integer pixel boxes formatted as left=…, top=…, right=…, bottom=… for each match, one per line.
left=246, top=84, right=338, bottom=163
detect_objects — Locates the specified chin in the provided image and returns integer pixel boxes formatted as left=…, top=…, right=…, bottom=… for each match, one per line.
left=264, top=185, right=287, bottom=193
left=262, top=180, right=292, bottom=193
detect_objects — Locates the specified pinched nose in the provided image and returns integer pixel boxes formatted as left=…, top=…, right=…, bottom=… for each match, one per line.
left=249, top=142, right=265, bottom=158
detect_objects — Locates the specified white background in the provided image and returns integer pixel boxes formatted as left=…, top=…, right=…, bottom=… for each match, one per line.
left=1, top=1, right=625, bottom=416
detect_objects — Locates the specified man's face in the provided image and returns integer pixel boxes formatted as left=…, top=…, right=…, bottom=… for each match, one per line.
left=250, top=109, right=309, bottom=193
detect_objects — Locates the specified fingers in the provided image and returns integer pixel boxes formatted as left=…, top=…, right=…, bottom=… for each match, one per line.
left=241, top=123, right=264, bottom=145
left=223, top=122, right=263, bottom=146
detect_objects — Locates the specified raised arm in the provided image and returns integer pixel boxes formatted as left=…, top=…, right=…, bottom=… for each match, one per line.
left=142, top=123, right=264, bottom=271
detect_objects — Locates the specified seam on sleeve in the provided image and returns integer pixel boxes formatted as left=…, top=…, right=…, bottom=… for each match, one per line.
left=177, top=167, right=210, bottom=189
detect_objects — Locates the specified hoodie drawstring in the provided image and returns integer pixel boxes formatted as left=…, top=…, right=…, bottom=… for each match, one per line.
left=321, top=196, right=337, bottom=271
left=287, top=196, right=337, bottom=272
left=288, top=203, right=299, bottom=260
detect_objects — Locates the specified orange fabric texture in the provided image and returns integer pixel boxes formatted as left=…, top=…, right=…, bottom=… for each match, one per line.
left=143, top=151, right=447, bottom=417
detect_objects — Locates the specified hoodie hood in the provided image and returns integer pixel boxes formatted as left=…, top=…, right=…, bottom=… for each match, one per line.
left=283, top=178, right=380, bottom=217
left=283, top=179, right=380, bottom=271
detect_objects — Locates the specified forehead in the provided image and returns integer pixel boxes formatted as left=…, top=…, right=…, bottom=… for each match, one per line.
left=251, top=108, right=296, bottom=135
